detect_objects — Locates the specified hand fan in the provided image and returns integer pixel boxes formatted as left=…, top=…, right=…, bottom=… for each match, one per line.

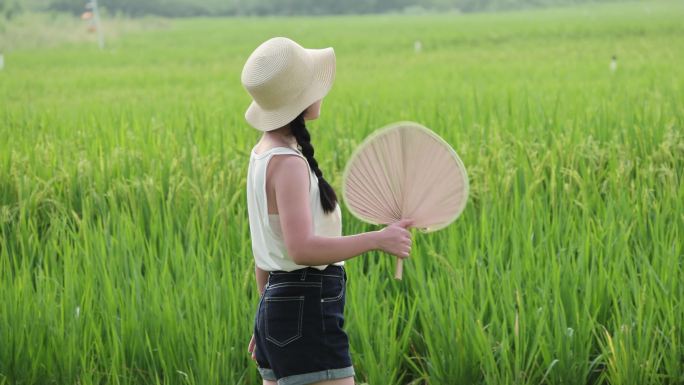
left=341, top=121, right=469, bottom=279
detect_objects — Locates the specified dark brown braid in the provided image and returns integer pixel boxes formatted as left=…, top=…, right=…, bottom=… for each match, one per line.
left=289, top=111, right=338, bottom=214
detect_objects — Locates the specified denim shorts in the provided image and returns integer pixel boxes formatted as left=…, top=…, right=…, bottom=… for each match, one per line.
left=253, top=264, right=355, bottom=385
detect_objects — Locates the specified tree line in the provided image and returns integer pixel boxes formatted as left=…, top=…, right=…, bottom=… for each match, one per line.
left=4, top=0, right=618, bottom=19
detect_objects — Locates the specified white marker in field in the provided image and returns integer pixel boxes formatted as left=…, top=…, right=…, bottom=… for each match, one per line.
left=610, top=55, right=617, bottom=73
left=0, top=54, right=4, bottom=70
left=85, top=0, right=105, bottom=49
left=414, top=40, right=422, bottom=53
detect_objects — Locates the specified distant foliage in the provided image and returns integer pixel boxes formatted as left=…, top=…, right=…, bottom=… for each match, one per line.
left=1, top=0, right=23, bottom=19
left=17, top=0, right=620, bottom=17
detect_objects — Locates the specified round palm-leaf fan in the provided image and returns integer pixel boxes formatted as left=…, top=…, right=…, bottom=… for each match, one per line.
left=342, top=121, right=469, bottom=279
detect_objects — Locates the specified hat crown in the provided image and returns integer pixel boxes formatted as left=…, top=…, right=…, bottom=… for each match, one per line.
left=241, top=37, right=314, bottom=110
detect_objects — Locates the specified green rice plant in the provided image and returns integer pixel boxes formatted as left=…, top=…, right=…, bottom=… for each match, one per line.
left=0, top=1, right=682, bottom=384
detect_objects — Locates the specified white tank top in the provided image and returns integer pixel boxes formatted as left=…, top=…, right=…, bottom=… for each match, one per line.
left=247, top=145, right=344, bottom=272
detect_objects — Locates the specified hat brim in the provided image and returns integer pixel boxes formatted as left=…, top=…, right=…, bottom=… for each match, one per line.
left=245, top=47, right=336, bottom=132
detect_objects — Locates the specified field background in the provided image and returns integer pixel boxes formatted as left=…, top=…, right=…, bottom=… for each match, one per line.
left=1, top=1, right=683, bottom=384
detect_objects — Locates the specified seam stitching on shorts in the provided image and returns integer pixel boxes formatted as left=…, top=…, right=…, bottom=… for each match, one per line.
left=321, top=277, right=345, bottom=302
left=267, top=282, right=322, bottom=290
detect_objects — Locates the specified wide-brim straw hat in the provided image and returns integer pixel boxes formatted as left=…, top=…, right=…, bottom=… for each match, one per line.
left=241, top=37, right=336, bottom=132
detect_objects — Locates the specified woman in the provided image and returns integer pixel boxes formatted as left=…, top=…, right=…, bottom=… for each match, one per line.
left=242, top=37, right=413, bottom=385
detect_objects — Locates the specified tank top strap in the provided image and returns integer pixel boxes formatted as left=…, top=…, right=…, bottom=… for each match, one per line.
left=268, top=146, right=306, bottom=158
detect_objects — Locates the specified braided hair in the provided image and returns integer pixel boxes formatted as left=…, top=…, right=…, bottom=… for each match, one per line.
left=289, top=111, right=338, bottom=214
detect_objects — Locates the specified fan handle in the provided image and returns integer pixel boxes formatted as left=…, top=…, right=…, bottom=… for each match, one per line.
left=394, top=258, right=404, bottom=280
left=394, top=223, right=415, bottom=280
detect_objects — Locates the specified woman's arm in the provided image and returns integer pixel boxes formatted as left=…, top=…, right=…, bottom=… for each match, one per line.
left=270, top=154, right=380, bottom=266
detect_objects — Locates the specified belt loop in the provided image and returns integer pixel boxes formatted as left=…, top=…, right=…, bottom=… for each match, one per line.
left=300, top=268, right=308, bottom=281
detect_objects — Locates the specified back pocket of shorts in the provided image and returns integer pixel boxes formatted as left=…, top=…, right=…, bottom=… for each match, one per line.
left=264, top=295, right=305, bottom=347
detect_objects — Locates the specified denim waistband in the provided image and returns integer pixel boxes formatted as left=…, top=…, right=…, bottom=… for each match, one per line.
left=267, top=265, right=345, bottom=284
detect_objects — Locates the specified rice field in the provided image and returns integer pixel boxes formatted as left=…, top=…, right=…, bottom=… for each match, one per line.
left=1, top=1, right=683, bottom=384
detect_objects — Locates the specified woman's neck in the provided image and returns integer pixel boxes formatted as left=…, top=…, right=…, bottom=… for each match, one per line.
left=262, top=126, right=296, bottom=147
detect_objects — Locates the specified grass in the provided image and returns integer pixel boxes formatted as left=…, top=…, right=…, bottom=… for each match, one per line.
left=0, top=1, right=683, bottom=384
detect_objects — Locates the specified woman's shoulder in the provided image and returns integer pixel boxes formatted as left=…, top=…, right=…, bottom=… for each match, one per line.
left=267, top=146, right=309, bottom=169
left=267, top=152, right=313, bottom=188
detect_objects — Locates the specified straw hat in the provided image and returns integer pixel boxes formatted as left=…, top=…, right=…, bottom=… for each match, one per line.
left=241, top=37, right=336, bottom=132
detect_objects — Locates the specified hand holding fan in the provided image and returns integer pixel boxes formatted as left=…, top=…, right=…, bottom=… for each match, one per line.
left=341, top=121, right=469, bottom=279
